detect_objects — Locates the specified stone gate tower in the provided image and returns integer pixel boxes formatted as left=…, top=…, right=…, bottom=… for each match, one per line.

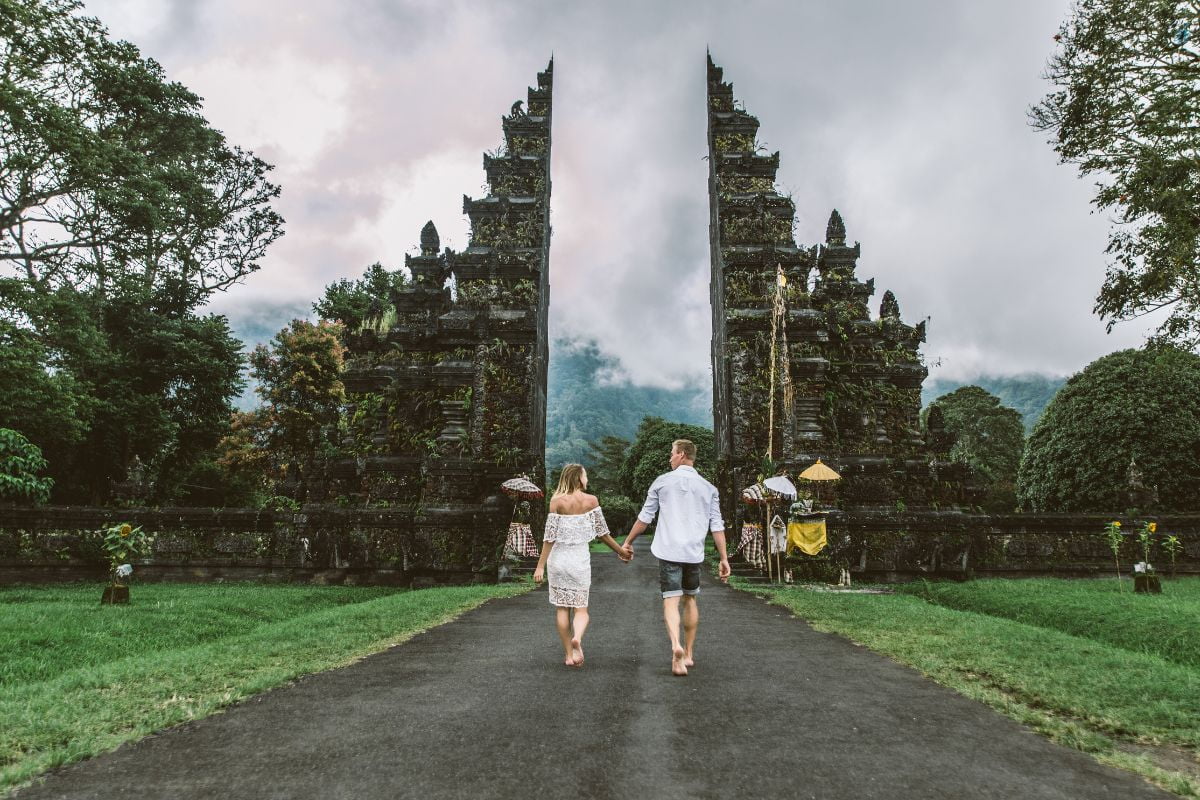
left=706, top=55, right=965, bottom=530
left=330, top=61, right=554, bottom=581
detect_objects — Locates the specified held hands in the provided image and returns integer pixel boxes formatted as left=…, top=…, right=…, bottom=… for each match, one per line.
left=616, top=545, right=633, bottom=563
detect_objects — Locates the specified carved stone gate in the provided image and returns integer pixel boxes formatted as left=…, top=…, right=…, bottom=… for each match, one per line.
left=328, top=61, right=554, bottom=581
left=706, top=55, right=968, bottom=534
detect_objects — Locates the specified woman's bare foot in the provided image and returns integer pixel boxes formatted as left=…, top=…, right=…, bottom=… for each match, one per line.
left=683, top=653, right=695, bottom=668
left=671, top=645, right=688, bottom=676
left=564, top=655, right=576, bottom=667
left=571, top=637, right=584, bottom=666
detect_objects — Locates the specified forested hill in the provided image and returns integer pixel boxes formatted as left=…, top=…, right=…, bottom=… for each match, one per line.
left=546, top=340, right=711, bottom=468
left=922, top=374, right=1067, bottom=430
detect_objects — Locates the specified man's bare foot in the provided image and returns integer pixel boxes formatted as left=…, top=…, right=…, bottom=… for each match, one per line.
left=671, top=645, right=688, bottom=676
left=571, top=637, right=584, bottom=666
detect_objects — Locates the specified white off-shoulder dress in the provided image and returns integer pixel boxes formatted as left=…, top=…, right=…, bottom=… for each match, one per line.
left=544, top=507, right=611, bottom=608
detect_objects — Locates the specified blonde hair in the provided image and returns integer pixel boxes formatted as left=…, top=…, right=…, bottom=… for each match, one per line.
left=552, top=463, right=587, bottom=498
left=673, top=439, right=697, bottom=460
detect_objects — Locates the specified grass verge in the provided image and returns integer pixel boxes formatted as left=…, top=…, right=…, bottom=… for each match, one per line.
left=1, top=581, right=528, bottom=796
left=741, top=579, right=1200, bottom=798
left=903, top=577, right=1200, bottom=668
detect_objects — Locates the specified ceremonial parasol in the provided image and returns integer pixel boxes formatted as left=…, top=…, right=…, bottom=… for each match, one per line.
left=798, top=459, right=840, bottom=482
left=763, top=475, right=798, bottom=499
left=798, top=459, right=841, bottom=506
left=500, top=476, right=544, bottom=500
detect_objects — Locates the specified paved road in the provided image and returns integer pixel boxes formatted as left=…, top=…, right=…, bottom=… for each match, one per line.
left=16, top=539, right=1172, bottom=800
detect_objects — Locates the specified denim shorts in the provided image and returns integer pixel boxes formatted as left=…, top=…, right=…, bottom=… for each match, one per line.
left=658, top=559, right=702, bottom=599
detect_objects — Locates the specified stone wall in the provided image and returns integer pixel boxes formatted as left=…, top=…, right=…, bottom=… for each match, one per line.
left=809, top=511, right=1200, bottom=582
left=5, top=506, right=1197, bottom=586
left=0, top=504, right=504, bottom=586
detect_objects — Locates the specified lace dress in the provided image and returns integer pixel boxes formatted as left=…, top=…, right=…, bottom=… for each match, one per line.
left=544, top=507, right=611, bottom=608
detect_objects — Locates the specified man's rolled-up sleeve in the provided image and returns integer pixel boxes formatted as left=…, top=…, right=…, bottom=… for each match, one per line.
left=637, top=479, right=661, bottom=525
left=708, top=488, right=725, bottom=532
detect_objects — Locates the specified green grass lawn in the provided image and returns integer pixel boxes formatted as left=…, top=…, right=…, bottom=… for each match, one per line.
left=903, top=577, right=1200, bottom=669
left=0, top=581, right=528, bottom=796
left=746, top=577, right=1200, bottom=798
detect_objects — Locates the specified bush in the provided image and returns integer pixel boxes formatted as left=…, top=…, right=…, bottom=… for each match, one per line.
left=618, top=416, right=716, bottom=502
left=1017, top=347, right=1200, bottom=512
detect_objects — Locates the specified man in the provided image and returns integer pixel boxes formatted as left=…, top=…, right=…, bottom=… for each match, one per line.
left=622, top=439, right=731, bottom=676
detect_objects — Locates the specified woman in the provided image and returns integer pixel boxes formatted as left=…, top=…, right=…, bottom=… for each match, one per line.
left=533, top=464, right=630, bottom=667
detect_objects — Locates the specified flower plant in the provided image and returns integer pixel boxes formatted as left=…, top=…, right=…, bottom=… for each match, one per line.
left=101, top=522, right=150, bottom=586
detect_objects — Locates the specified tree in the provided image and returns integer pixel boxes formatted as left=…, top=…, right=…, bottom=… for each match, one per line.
left=619, top=416, right=716, bottom=503
left=0, top=0, right=282, bottom=503
left=926, top=386, right=1025, bottom=512
left=313, top=263, right=408, bottom=335
left=0, top=0, right=284, bottom=304
left=236, top=320, right=347, bottom=496
left=1030, top=1, right=1200, bottom=346
left=1017, top=347, right=1200, bottom=512
left=583, top=435, right=630, bottom=494
left=0, top=427, right=52, bottom=503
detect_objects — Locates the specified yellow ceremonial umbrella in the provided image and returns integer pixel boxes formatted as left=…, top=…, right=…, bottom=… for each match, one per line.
left=798, top=459, right=841, bottom=506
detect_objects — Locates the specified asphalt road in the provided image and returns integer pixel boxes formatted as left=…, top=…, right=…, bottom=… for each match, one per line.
left=15, top=539, right=1173, bottom=799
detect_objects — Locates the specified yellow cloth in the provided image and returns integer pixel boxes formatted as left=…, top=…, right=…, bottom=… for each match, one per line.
left=787, top=520, right=827, bottom=556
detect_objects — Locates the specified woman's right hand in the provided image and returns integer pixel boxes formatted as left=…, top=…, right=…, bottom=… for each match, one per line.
left=533, top=567, right=544, bottom=584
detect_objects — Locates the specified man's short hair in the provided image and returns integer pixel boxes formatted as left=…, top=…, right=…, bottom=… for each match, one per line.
left=672, top=439, right=697, bottom=460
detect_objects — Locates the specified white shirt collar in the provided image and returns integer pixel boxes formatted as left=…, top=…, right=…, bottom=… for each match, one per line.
left=675, top=465, right=698, bottom=474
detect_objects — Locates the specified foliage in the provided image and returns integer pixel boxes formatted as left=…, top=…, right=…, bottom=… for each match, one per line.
left=99, top=521, right=149, bottom=585
left=922, top=374, right=1066, bottom=431
left=1017, top=347, right=1200, bottom=512
left=0, top=1, right=280, bottom=504
left=0, top=0, right=284, bottom=304
left=926, top=386, right=1025, bottom=511
left=0, top=428, right=52, bottom=504
left=1102, top=520, right=1125, bottom=581
left=1031, top=0, right=1200, bottom=347
left=583, top=435, right=630, bottom=494
left=755, top=580, right=1200, bottom=794
left=0, top=582, right=527, bottom=794
left=618, top=416, right=716, bottom=502
left=1136, top=520, right=1158, bottom=573
left=313, top=263, right=408, bottom=337
left=545, top=339, right=711, bottom=469
left=232, top=320, right=347, bottom=494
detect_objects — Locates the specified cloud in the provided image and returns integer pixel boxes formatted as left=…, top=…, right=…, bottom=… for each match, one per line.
left=82, top=0, right=1160, bottom=393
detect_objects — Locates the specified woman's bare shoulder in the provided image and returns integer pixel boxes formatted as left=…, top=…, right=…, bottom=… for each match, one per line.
left=582, top=494, right=600, bottom=511
left=548, top=495, right=565, bottom=514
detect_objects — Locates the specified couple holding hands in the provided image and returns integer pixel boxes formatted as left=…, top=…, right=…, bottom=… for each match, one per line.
left=533, top=439, right=732, bottom=676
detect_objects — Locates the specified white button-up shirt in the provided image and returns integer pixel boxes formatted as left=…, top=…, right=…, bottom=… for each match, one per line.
left=637, top=465, right=725, bottom=564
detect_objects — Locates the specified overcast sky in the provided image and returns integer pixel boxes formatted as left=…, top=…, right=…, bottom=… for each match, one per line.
left=86, top=0, right=1161, bottom=388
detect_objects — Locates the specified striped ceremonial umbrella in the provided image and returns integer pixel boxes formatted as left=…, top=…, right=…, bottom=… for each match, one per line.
left=500, top=476, right=544, bottom=500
